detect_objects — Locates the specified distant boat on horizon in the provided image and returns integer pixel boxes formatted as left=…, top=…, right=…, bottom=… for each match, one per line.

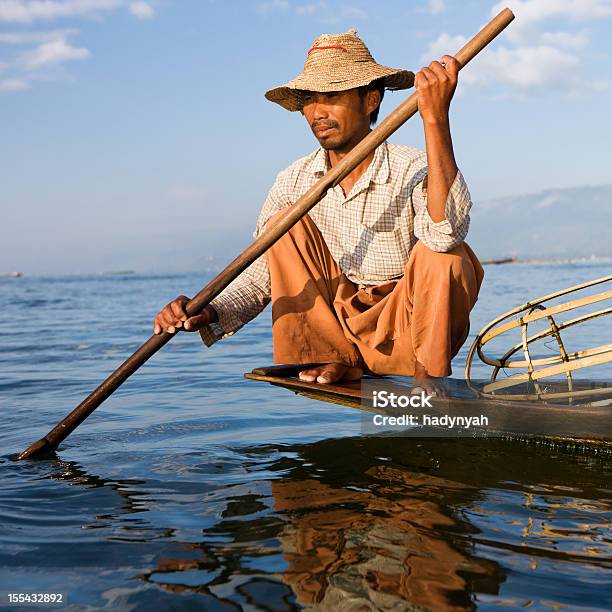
left=1, top=271, right=23, bottom=278
left=479, top=256, right=518, bottom=266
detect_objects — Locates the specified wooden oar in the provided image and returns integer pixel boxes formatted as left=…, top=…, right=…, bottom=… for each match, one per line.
left=18, top=8, right=514, bottom=460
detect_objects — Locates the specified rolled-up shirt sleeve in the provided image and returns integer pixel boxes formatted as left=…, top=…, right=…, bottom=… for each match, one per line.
left=199, top=172, right=292, bottom=347
left=410, top=154, right=472, bottom=253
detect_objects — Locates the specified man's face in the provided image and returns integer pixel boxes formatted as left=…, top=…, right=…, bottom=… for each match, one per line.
left=301, top=88, right=378, bottom=152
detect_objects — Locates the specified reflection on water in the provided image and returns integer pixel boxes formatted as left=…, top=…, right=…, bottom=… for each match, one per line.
left=7, top=437, right=607, bottom=610
left=268, top=470, right=501, bottom=610
left=2, top=266, right=611, bottom=610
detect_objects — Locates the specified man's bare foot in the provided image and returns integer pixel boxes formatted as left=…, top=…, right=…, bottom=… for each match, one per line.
left=299, top=363, right=364, bottom=384
left=412, top=360, right=447, bottom=397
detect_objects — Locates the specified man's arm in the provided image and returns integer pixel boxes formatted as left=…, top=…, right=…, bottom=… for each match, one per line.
left=152, top=251, right=271, bottom=344
left=153, top=173, right=292, bottom=342
left=199, top=254, right=271, bottom=346
left=415, top=54, right=460, bottom=223
left=153, top=297, right=217, bottom=336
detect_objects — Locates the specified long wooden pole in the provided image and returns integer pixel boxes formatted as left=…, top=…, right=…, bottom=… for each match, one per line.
left=18, top=8, right=514, bottom=460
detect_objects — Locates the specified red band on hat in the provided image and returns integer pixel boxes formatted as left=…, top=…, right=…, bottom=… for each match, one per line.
left=307, top=45, right=347, bottom=56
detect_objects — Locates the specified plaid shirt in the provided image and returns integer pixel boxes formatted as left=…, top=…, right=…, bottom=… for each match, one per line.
left=200, top=140, right=472, bottom=346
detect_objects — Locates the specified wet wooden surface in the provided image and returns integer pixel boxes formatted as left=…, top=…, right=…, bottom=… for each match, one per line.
left=245, top=366, right=612, bottom=447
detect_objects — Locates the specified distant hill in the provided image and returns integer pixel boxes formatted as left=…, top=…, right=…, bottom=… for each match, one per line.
left=160, top=184, right=612, bottom=274
left=469, top=184, right=612, bottom=260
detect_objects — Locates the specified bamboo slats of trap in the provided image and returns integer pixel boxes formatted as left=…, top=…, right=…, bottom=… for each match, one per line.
left=465, top=275, right=612, bottom=402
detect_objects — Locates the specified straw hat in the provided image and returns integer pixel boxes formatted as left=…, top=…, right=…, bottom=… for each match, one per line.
left=265, top=29, right=414, bottom=112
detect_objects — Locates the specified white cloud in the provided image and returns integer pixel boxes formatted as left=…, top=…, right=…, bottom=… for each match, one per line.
left=0, top=28, right=77, bottom=44
left=257, top=1, right=367, bottom=21
left=0, top=76, right=29, bottom=91
left=257, top=0, right=289, bottom=15
left=421, top=1, right=612, bottom=97
left=296, top=2, right=323, bottom=15
left=493, top=0, right=612, bottom=46
left=0, top=29, right=89, bottom=92
left=486, top=45, right=579, bottom=90
left=129, top=1, right=153, bottom=19
left=336, top=6, right=367, bottom=20
left=0, top=0, right=156, bottom=23
left=492, top=0, right=612, bottom=26
left=423, top=32, right=466, bottom=59
left=19, top=36, right=89, bottom=69
left=0, top=1, right=151, bottom=93
left=428, top=0, right=445, bottom=15
left=0, top=0, right=122, bottom=24
left=539, top=29, right=589, bottom=49
left=423, top=33, right=580, bottom=92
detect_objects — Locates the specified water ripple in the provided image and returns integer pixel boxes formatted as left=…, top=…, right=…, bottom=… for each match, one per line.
left=1, top=267, right=611, bottom=609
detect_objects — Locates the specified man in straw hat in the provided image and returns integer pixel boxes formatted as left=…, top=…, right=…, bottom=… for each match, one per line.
left=154, top=30, right=484, bottom=391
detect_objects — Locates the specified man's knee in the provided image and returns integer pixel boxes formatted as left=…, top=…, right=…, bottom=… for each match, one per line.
left=263, top=209, right=290, bottom=232
left=406, top=240, right=469, bottom=278
left=264, top=212, right=323, bottom=263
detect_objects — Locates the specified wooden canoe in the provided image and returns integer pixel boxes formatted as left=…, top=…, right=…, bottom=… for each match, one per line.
left=245, top=365, right=612, bottom=449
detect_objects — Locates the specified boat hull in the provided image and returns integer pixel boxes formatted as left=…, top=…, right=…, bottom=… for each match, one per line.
left=245, top=365, right=612, bottom=449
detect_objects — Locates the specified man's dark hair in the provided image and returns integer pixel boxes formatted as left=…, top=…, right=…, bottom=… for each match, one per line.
left=359, top=78, right=385, bottom=125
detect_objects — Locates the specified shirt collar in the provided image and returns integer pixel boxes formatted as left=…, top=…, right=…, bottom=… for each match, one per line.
left=308, top=140, right=390, bottom=186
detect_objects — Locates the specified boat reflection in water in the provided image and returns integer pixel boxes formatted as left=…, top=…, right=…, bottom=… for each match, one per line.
left=87, top=436, right=607, bottom=611
left=267, top=468, right=503, bottom=609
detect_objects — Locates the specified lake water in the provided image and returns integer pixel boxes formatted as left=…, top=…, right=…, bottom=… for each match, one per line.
left=1, top=262, right=611, bottom=611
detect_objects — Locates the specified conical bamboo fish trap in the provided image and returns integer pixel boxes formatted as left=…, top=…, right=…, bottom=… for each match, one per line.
left=465, top=274, right=612, bottom=403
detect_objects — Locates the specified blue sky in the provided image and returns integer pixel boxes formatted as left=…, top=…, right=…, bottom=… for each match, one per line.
left=1, top=0, right=611, bottom=273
